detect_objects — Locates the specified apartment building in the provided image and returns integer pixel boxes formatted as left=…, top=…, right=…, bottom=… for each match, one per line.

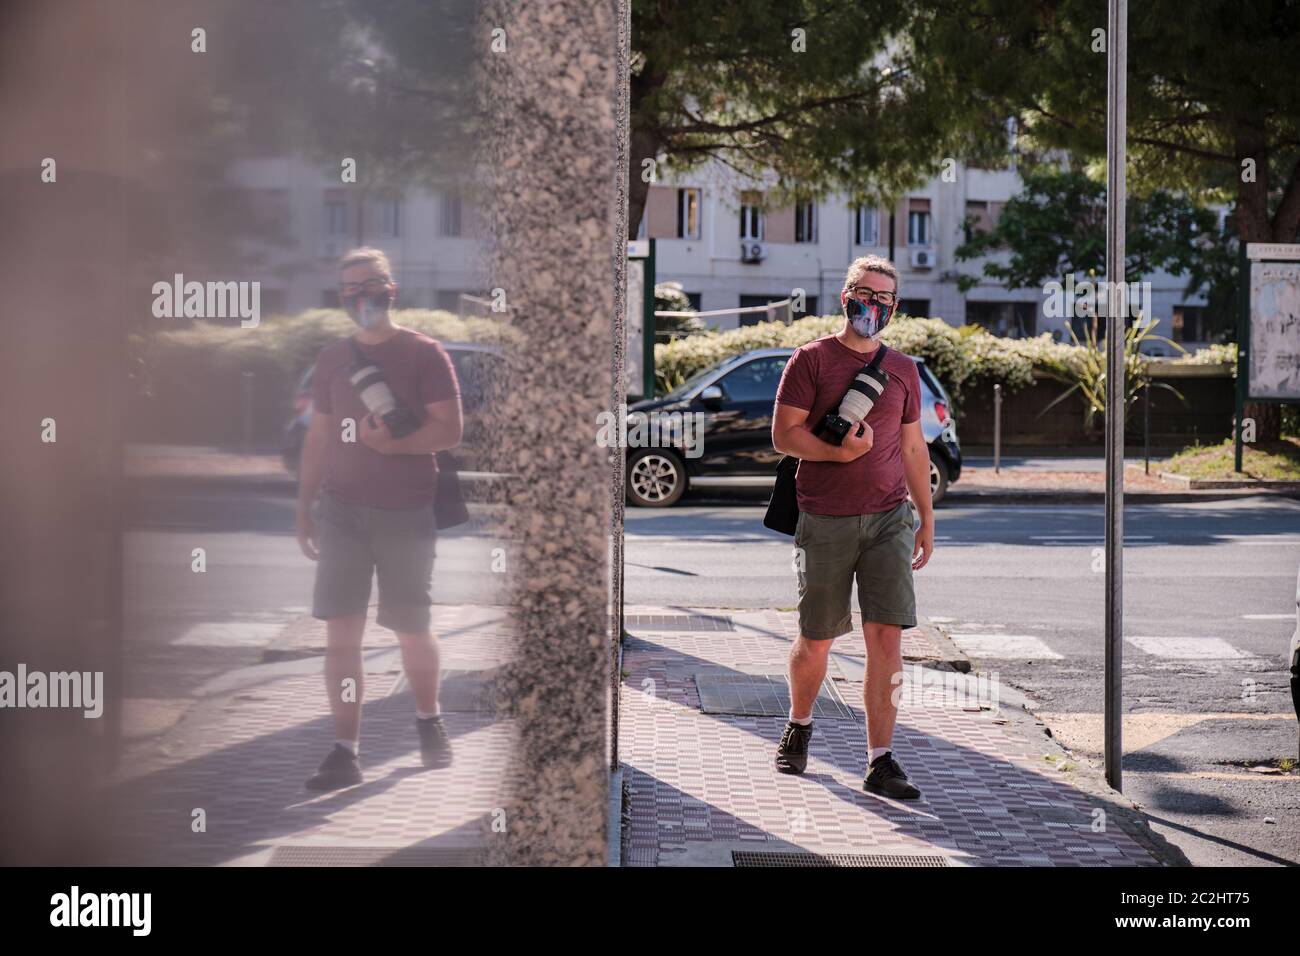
left=639, top=161, right=1216, bottom=346
left=227, top=154, right=1217, bottom=347
left=227, top=157, right=485, bottom=315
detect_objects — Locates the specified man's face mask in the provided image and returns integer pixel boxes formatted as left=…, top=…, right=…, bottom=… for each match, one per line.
left=845, top=291, right=895, bottom=338
left=341, top=279, right=392, bottom=329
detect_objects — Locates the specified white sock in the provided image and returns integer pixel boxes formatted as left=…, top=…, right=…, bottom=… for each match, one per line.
left=416, top=705, right=441, bottom=719
left=788, top=710, right=812, bottom=726
left=336, top=739, right=358, bottom=756
left=868, top=746, right=891, bottom=764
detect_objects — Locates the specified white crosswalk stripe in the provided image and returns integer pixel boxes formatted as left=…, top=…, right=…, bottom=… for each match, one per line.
left=1126, top=636, right=1256, bottom=660
left=947, top=633, right=1064, bottom=659
left=172, top=620, right=290, bottom=648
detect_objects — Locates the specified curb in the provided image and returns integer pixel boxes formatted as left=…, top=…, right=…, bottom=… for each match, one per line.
left=944, top=486, right=1300, bottom=505
left=1157, top=470, right=1300, bottom=491
left=912, top=615, right=971, bottom=673
left=986, top=679, right=1194, bottom=868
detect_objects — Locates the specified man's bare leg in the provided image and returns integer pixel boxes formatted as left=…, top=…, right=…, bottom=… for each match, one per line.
left=788, top=634, right=833, bottom=719
left=776, top=634, right=834, bottom=774
left=396, top=628, right=442, bottom=714
left=324, top=613, right=366, bottom=742
left=862, top=621, right=902, bottom=751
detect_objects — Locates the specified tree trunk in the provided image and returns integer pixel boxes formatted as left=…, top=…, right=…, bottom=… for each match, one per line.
left=1234, top=124, right=1284, bottom=442
left=628, top=59, right=666, bottom=240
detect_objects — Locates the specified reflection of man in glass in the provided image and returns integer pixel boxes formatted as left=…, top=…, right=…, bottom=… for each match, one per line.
left=295, top=248, right=463, bottom=791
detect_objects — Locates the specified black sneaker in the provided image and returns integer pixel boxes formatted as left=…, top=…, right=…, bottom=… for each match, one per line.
left=304, top=743, right=362, bottom=792
left=775, top=720, right=814, bottom=775
left=863, top=752, right=921, bottom=800
left=417, top=715, right=453, bottom=769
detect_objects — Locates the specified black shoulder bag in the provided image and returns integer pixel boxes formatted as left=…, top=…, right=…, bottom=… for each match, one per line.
left=763, top=343, right=889, bottom=536
left=346, top=337, right=469, bottom=530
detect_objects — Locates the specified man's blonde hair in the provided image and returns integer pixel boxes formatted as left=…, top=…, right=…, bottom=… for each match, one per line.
left=843, top=254, right=898, bottom=292
left=338, top=246, right=394, bottom=280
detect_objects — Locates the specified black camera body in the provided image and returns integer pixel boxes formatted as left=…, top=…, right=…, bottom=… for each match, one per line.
left=812, top=411, right=856, bottom=445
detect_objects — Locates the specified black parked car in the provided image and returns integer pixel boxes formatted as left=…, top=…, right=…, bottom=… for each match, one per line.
left=281, top=342, right=501, bottom=476
left=624, top=347, right=961, bottom=508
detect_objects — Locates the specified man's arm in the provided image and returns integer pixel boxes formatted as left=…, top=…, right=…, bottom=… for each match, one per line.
left=295, top=407, right=331, bottom=560
left=900, top=418, right=934, bottom=570
left=361, top=397, right=462, bottom=455
left=772, top=403, right=873, bottom=462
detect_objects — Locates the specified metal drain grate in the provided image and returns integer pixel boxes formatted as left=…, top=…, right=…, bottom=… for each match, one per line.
left=695, top=673, right=853, bottom=719
left=268, top=845, right=485, bottom=867
left=626, top=613, right=734, bottom=632
left=733, top=851, right=950, bottom=868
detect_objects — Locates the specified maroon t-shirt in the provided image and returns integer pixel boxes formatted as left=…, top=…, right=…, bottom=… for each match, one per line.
left=774, top=334, right=922, bottom=516
left=311, top=327, right=460, bottom=509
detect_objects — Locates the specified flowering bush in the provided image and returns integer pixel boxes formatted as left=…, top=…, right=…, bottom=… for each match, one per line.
left=1180, top=342, right=1237, bottom=368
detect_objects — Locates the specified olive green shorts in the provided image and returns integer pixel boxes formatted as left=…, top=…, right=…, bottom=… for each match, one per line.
left=793, top=500, right=917, bottom=640
left=310, top=490, right=437, bottom=633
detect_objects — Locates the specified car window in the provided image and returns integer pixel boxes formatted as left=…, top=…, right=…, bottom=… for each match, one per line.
left=449, top=350, right=494, bottom=410
left=716, top=356, right=789, bottom=403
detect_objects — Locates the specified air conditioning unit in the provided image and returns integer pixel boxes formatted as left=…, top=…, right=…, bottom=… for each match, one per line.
left=910, top=247, right=935, bottom=269
left=740, top=241, right=766, bottom=264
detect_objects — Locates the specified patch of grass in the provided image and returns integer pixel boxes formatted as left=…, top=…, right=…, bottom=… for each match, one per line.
left=1162, top=437, right=1300, bottom=481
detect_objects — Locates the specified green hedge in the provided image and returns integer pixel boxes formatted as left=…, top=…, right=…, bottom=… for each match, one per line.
left=653, top=313, right=1234, bottom=410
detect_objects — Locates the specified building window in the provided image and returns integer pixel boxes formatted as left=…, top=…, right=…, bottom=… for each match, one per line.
left=964, top=201, right=991, bottom=242
left=677, top=188, right=701, bottom=240
left=1171, top=305, right=1210, bottom=343
left=324, top=199, right=348, bottom=236
left=907, top=209, right=930, bottom=245
left=374, top=199, right=401, bottom=238
left=854, top=206, right=878, bottom=246
left=898, top=298, right=930, bottom=318
left=684, top=292, right=702, bottom=311
left=440, top=193, right=463, bottom=237
left=966, top=301, right=1037, bottom=339
left=738, top=294, right=793, bottom=325
left=739, top=194, right=764, bottom=241
left=794, top=201, right=818, bottom=243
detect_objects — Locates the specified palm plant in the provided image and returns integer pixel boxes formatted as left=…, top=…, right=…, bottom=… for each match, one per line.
left=1037, top=314, right=1188, bottom=433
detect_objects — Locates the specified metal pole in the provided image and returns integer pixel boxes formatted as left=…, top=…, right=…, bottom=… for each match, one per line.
left=240, top=370, right=255, bottom=453
left=1144, top=383, right=1150, bottom=475
left=1104, top=0, right=1127, bottom=792
left=993, top=383, right=1002, bottom=474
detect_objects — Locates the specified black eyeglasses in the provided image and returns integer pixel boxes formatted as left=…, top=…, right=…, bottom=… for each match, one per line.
left=849, top=287, right=897, bottom=307
left=339, top=277, right=390, bottom=296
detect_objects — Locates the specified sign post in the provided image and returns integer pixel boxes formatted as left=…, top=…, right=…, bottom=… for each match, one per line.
left=1103, top=0, right=1127, bottom=793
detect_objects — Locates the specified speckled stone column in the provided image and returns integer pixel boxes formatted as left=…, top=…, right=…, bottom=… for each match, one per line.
left=477, top=0, right=619, bottom=865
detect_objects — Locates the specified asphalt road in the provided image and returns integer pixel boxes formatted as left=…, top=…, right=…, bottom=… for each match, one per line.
left=123, top=481, right=1300, bottom=866
left=624, top=492, right=1300, bottom=867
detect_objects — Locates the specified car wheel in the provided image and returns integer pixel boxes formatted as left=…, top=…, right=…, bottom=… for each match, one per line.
left=626, top=449, right=686, bottom=507
left=928, top=448, right=949, bottom=505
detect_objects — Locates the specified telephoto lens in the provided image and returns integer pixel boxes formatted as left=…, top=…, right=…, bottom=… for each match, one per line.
left=812, top=360, right=891, bottom=446
left=348, top=358, right=422, bottom=438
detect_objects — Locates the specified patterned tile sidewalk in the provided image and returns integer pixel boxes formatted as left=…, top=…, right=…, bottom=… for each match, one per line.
left=619, top=606, right=1170, bottom=868
left=103, top=605, right=519, bottom=866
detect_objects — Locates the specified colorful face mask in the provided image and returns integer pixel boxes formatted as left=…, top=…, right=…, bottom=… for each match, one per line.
left=845, top=294, right=894, bottom=338
left=345, top=291, right=391, bottom=329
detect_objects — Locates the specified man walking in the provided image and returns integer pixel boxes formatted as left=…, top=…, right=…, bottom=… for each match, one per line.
left=296, top=247, right=463, bottom=791
left=771, top=255, right=935, bottom=799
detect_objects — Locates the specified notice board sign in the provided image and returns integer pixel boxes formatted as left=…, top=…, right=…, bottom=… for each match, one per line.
left=1246, top=244, right=1300, bottom=401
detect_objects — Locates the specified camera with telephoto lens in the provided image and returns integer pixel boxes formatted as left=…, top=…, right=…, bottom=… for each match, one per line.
left=348, top=354, right=421, bottom=439
left=812, top=360, right=891, bottom=446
